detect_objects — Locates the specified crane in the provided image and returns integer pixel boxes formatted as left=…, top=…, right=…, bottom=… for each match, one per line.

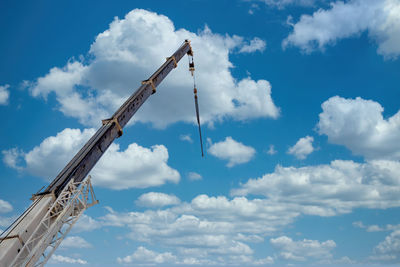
left=0, top=40, right=203, bottom=266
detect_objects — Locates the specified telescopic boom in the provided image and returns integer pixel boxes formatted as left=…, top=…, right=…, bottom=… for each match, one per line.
left=0, top=40, right=200, bottom=267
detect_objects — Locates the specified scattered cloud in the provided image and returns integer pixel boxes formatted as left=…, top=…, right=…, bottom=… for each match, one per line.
left=117, top=246, right=176, bottom=264
left=353, top=221, right=400, bottom=232
left=136, top=192, right=181, bottom=208
left=102, top=195, right=293, bottom=265
left=238, top=37, right=266, bottom=53
left=208, top=137, right=256, bottom=167
left=270, top=236, right=336, bottom=262
left=265, top=144, right=277, bottom=155
left=283, top=0, right=400, bottom=59
left=2, top=128, right=180, bottom=189
left=60, top=236, right=92, bottom=249
left=287, top=135, right=314, bottom=159
left=50, top=254, right=88, bottom=264
left=188, top=171, right=202, bottom=181
left=27, top=9, right=279, bottom=128
left=252, top=0, right=316, bottom=9
left=371, top=230, right=400, bottom=263
left=2, top=148, right=24, bottom=171
left=232, top=159, right=400, bottom=216
left=0, top=84, right=10, bottom=105
left=318, top=96, right=400, bottom=160
left=0, top=199, right=12, bottom=214
left=179, top=134, right=193, bottom=143
left=72, top=214, right=102, bottom=233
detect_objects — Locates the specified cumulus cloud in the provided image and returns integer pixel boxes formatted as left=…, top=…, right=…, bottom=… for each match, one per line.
left=208, top=137, right=256, bottom=167
left=117, top=246, right=176, bottom=264
left=270, top=236, right=336, bottom=262
left=27, top=9, right=279, bottom=128
left=287, top=136, right=314, bottom=159
left=102, top=195, right=293, bottom=265
left=26, top=128, right=95, bottom=179
left=283, top=0, right=400, bottom=58
left=0, top=199, right=12, bottom=214
left=232, top=159, right=400, bottom=216
left=136, top=192, right=181, bottom=208
left=50, top=254, right=87, bottom=264
left=102, top=182, right=386, bottom=265
left=92, top=143, right=180, bottom=189
left=318, top=96, right=400, bottom=160
left=2, top=128, right=180, bottom=190
left=0, top=84, right=10, bottom=105
left=2, top=128, right=95, bottom=179
left=372, top=230, right=400, bottom=262
left=60, top=236, right=92, bottom=249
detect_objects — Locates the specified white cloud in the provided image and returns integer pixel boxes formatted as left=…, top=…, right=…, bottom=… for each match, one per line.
left=238, top=37, right=266, bottom=53
left=102, top=195, right=292, bottom=265
left=372, top=230, right=400, bottom=262
left=2, top=128, right=95, bottom=180
left=60, top=236, right=92, bottom=249
left=266, top=144, right=277, bottom=155
left=270, top=236, right=336, bottom=262
left=180, top=134, right=193, bottom=143
left=136, top=192, right=181, bottom=208
left=25, top=128, right=95, bottom=179
left=50, top=254, right=87, bottom=264
left=92, top=143, right=180, bottom=189
left=0, top=199, right=12, bottom=214
left=3, top=128, right=180, bottom=190
left=283, top=0, right=400, bottom=59
left=287, top=136, right=314, bottom=159
left=232, top=159, right=400, bottom=216
left=27, top=9, right=279, bottom=128
left=0, top=84, right=10, bottom=105
left=318, top=96, right=400, bottom=160
left=2, top=148, right=23, bottom=171
left=353, top=221, right=400, bottom=232
left=208, top=137, right=256, bottom=167
left=117, top=246, right=176, bottom=264
left=188, top=171, right=202, bottom=181
left=72, top=214, right=102, bottom=233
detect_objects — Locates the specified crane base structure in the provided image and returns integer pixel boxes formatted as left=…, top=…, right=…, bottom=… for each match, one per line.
left=0, top=176, right=98, bottom=267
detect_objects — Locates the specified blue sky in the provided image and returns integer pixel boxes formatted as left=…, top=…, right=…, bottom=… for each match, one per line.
left=1, top=0, right=400, bottom=266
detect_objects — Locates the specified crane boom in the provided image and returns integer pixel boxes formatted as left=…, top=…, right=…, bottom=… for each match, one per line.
left=0, top=40, right=195, bottom=267
left=43, top=40, right=193, bottom=197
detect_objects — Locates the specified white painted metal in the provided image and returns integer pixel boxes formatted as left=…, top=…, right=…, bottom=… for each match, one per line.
left=1, top=176, right=98, bottom=267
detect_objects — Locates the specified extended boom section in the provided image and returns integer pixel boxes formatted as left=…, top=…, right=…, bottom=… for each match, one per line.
left=0, top=40, right=194, bottom=267
left=44, top=40, right=193, bottom=197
